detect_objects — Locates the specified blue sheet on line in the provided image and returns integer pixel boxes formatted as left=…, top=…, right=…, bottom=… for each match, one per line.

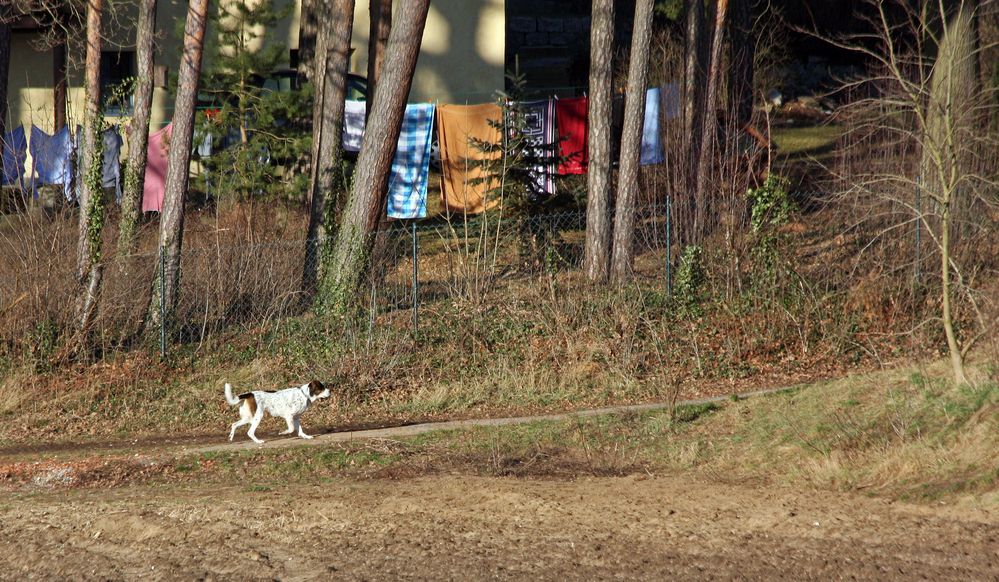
left=641, top=88, right=665, bottom=165
left=387, top=103, right=435, bottom=219
left=2, top=126, right=27, bottom=187
left=29, top=125, right=75, bottom=200
left=640, top=84, right=681, bottom=166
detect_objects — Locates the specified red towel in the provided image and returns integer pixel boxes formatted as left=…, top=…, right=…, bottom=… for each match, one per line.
left=556, top=97, right=588, bottom=175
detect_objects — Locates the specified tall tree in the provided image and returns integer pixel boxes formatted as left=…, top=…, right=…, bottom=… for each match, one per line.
left=74, top=0, right=107, bottom=344
left=728, top=0, right=755, bottom=128
left=920, top=2, right=978, bottom=385
left=0, top=10, right=11, bottom=143
left=693, top=0, right=728, bottom=240
left=682, top=0, right=709, bottom=246
left=582, top=0, right=615, bottom=283
left=298, top=0, right=318, bottom=82
left=147, top=0, right=210, bottom=329
left=302, top=0, right=355, bottom=295
left=365, top=0, right=391, bottom=117
left=53, top=20, right=67, bottom=131
left=610, top=0, right=654, bottom=282
left=117, top=0, right=158, bottom=256
left=318, top=0, right=429, bottom=315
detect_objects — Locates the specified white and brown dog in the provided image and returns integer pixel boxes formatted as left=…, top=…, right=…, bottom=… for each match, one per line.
left=224, top=380, right=330, bottom=443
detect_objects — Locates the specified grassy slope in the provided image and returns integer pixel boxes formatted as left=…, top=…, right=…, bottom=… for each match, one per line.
left=17, top=358, right=991, bottom=505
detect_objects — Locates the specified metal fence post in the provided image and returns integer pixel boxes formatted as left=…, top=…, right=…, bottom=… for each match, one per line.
left=159, top=251, right=166, bottom=358
left=412, top=220, right=419, bottom=333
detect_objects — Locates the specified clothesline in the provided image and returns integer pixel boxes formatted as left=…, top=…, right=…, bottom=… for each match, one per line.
left=1, top=83, right=680, bottom=221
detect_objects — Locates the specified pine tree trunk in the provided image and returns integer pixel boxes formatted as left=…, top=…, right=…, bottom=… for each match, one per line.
left=583, top=0, right=615, bottom=283
left=74, top=0, right=106, bottom=345
left=147, top=0, right=210, bottom=330
left=366, top=0, right=391, bottom=118
left=0, top=15, right=11, bottom=142
left=319, top=0, right=429, bottom=316
left=610, top=0, right=653, bottom=283
left=693, top=0, right=728, bottom=241
left=118, top=0, right=157, bottom=256
left=53, top=25, right=67, bottom=132
left=682, top=0, right=707, bottom=246
left=302, top=0, right=355, bottom=296
left=298, top=0, right=318, bottom=82
left=728, top=0, right=755, bottom=128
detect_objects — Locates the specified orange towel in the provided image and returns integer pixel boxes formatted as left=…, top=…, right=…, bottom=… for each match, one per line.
left=437, top=103, right=503, bottom=214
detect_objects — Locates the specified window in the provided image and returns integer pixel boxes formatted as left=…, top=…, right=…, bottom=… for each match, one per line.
left=101, top=51, right=136, bottom=116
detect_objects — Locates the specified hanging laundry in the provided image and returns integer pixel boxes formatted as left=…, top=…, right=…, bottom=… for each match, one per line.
left=437, top=103, right=503, bottom=214
left=196, top=131, right=213, bottom=158
left=142, top=123, right=172, bottom=213
left=29, top=125, right=75, bottom=201
left=342, top=100, right=366, bottom=153
left=516, top=99, right=557, bottom=200
left=1, top=126, right=27, bottom=188
left=102, top=127, right=124, bottom=201
left=387, top=103, right=435, bottom=219
left=555, top=97, right=588, bottom=175
left=640, top=87, right=665, bottom=166
left=640, top=83, right=681, bottom=166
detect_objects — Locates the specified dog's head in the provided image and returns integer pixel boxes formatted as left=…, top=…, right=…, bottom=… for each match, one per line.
left=308, top=379, right=331, bottom=400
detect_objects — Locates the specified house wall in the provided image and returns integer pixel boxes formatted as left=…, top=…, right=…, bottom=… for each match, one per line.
left=5, top=0, right=506, bottom=140
left=346, top=0, right=506, bottom=104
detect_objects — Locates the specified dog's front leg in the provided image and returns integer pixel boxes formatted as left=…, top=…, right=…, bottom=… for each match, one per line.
left=279, top=415, right=295, bottom=435
left=294, top=416, right=313, bottom=439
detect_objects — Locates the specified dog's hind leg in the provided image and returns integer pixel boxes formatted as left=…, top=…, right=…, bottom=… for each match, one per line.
left=229, top=418, right=250, bottom=442
left=229, top=402, right=253, bottom=441
left=247, top=410, right=266, bottom=444
left=294, top=415, right=313, bottom=439
left=279, top=415, right=295, bottom=435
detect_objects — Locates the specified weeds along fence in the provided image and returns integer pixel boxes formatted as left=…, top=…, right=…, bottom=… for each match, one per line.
left=0, top=204, right=676, bottom=361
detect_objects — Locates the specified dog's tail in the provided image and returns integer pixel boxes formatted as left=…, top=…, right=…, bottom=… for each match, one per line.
left=223, top=383, right=241, bottom=406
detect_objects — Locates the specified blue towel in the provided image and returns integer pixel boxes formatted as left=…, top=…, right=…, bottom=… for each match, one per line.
left=387, top=103, right=435, bottom=219
left=640, top=88, right=665, bottom=165
left=103, top=127, right=124, bottom=202
left=29, top=125, right=75, bottom=200
left=1, top=126, right=27, bottom=188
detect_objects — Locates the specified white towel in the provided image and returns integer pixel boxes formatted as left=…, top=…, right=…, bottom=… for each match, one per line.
left=342, top=100, right=367, bottom=152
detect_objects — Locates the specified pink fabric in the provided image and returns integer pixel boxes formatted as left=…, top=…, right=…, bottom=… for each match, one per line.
left=142, top=123, right=172, bottom=212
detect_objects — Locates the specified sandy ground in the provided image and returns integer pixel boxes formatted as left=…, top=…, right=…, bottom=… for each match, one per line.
left=2, top=474, right=998, bottom=581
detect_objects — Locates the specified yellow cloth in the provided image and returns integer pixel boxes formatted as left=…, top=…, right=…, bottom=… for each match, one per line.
left=437, top=103, right=503, bottom=214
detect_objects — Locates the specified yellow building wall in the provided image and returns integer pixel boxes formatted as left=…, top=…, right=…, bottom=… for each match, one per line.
left=6, top=0, right=505, bottom=158
left=345, top=0, right=506, bottom=104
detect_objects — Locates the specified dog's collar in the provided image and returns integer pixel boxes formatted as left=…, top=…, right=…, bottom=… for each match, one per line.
left=301, top=384, right=312, bottom=400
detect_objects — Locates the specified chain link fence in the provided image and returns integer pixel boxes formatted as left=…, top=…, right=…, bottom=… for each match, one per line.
left=0, top=203, right=677, bottom=360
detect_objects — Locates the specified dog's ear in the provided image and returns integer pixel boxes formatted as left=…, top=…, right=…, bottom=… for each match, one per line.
left=309, top=380, right=326, bottom=397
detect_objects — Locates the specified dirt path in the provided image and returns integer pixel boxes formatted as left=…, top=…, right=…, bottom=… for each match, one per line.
left=194, top=386, right=787, bottom=455
left=3, top=475, right=997, bottom=580
left=0, top=386, right=787, bottom=461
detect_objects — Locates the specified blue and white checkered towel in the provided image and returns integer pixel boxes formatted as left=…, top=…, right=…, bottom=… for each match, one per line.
left=387, top=103, right=435, bottom=219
